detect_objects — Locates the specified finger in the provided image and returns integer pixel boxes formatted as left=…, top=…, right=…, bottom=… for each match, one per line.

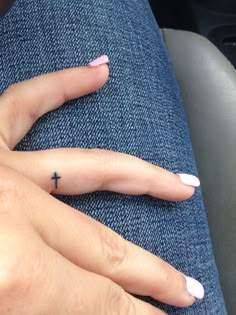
left=1, top=166, right=204, bottom=307
left=0, top=148, right=199, bottom=201
left=0, top=62, right=109, bottom=150
left=37, top=246, right=167, bottom=315
left=41, top=205, right=202, bottom=308
left=43, top=247, right=167, bottom=315
left=0, top=212, right=165, bottom=315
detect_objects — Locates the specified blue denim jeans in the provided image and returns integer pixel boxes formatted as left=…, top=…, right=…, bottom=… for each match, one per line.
left=0, top=0, right=227, bottom=314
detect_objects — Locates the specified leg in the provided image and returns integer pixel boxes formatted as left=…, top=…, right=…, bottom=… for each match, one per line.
left=0, top=0, right=226, bottom=313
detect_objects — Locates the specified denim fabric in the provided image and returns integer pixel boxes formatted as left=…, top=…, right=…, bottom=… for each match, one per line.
left=0, top=0, right=227, bottom=314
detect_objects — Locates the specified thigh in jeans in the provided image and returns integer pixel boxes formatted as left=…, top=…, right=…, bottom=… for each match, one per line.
left=0, top=0, right=227, bottom=314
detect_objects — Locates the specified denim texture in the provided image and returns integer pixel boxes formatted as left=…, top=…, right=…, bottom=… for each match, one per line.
left=0, top=0, right=227, bottom=314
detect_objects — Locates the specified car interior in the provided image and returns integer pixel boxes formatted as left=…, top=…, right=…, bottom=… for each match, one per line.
left=0, top=0, right=235, bottom=314
left=149, top=0, right=236, bottom=314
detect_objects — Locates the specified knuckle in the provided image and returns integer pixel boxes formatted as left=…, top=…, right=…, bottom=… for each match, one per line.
left=87, top=149, right=119, bottom=190
left=0, top=251, right=34, bottom=302
left=3, top=83, right=38, bottom=122
left=2, top=84, right=20, bottom=111
left=100, top=227, right=128, bottom=275
left=3, top=83, right=18, bottom=97
left=105, top=283, right=136, bottom=315
left=0, top=255, right=23, bottom=294
left=0, top=232, right=44, bottom=314
left=0, top=170, right=21, bottom=200
left=2, top=84, right=24, bottom=129
left=0, top=167, right=26, bottom=215
left=89, top=148, right=117, bottom=173
left=156, top=268, right=173, bottom=295
left=89, top=149, right=114, bottom=164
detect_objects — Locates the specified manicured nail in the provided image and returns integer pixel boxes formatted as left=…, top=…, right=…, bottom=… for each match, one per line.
left=184, top=276, right=205, bottom=300
left=177, top=174, right=200, bottom=187
left=87, top=55, right=109, bottom=67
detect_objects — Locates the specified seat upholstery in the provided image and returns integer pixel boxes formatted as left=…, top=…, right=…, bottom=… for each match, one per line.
left=162, top=28, right=236, bottom=314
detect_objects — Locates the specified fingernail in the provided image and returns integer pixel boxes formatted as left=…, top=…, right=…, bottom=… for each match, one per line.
left=177, top=174, right=200, bottom=187
left=184, top=276, right=205, bottom=300
left=87, top=55, right=109, bottom=67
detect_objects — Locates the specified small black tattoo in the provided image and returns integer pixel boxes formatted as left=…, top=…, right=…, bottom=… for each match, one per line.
left=51, top=172, right=61, bottom=189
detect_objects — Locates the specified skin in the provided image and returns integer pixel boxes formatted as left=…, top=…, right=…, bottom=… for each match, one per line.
left=0, top=64, right=198, bottom=314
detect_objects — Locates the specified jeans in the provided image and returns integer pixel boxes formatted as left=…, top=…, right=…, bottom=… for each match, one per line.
left=0, top=0, right=227, bottom=314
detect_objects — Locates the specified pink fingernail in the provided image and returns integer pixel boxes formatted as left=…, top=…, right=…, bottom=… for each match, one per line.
left=87, top=55, right=109, bottom=67
left=177, top=174, right=200, bottom=187
left=184, top=276, right=205, bottom=300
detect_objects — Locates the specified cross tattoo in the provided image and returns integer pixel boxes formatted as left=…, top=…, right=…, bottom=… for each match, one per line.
left=51, top=172, right=61, bottom=189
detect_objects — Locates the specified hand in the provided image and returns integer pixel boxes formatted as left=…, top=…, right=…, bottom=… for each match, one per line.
left=0, top=166, right=204, bottom=315
left=0, top=60, right=204, bottom=314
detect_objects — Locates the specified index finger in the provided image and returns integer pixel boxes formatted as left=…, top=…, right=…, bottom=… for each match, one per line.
left=0, top=56, right=109, bottom=150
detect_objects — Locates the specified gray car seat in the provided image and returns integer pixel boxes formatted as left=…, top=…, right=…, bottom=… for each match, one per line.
left=161, top=28, right=236, bottom=314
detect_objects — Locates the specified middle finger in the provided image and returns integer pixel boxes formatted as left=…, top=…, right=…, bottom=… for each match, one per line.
left=0, top=148, right=199, bottom=201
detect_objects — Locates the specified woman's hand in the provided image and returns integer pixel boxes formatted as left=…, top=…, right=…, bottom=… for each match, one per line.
left=0, top=166, right=203, bottom=315
left=0, top=58, right=204, bottom=314
left=0, top=57, right=199, bottom=201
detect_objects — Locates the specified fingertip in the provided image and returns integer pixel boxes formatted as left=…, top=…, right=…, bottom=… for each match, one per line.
left=184, top=276, right=205, bottom=300
left=86, top=54, right=110, bottom=87
left=87, top=63, right=110, bottom=90
left=154, top=172, right=196, bottom=202
left=176, top=296, right=196, bottom=308
left=165, top=173, right=199, bottom=202
left=100, top=63, right=110, bottom=84
left=173, top=274, right=204, bottom=308
left=176, top=185, right=196, bottom=202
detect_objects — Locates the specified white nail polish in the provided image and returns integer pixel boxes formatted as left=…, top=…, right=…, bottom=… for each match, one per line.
left=184, top=276, right=205, bottom=300
left=177, top=174, right=200, bottom=187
